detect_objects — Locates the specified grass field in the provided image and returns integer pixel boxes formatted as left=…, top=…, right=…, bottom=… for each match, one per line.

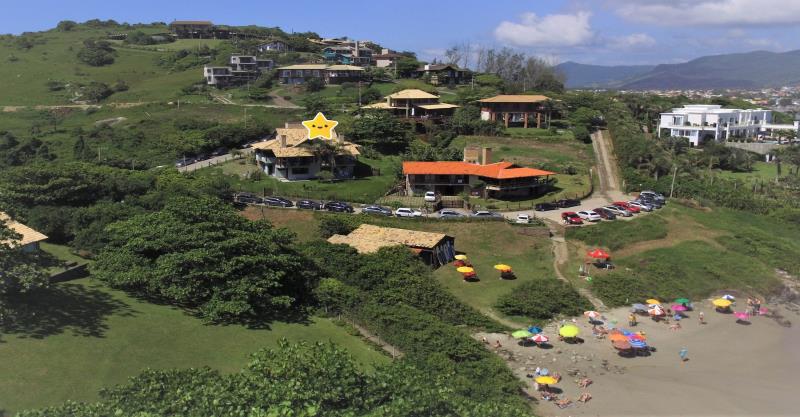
left=0, top=278, right=388, bottom=415
left=0, top=26, right=207, bottom=106
left=562, top=203, right=797, bottom=305
left=205, top=156, right=400, bottom=203
left=245, top=209, right=556, bottom=327
left=716, top=161, right=779, bottom=181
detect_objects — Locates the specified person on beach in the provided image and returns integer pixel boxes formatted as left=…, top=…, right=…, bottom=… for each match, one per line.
left=535, top=367, right=541, bottom=377
left=679, top=348, right=688, bottom=363
left=494, top=340, right=502, bottom=349
left=754, top=299, right=762, bottom=315
left=699, top=312, right=705, bottom=324
left=629, top=314, right=637, bottom=327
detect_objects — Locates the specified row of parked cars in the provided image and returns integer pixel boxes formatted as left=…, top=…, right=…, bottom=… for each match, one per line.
left=561, top=191, right=666, bottom=225
left=534, top=198, right=580, bottom=212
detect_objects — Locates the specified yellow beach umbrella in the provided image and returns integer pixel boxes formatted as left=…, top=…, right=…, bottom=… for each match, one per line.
left=456, top=266, right=474, bottom=273
left=712, top=298, right=732, bottom=308
left=494, top=264, right=512, bottom=271
left=646, top=299, right=661, bottom=305
left=454, top=254, right=468, bottom=261
left=535, top=376, right=557, bottom=385
left=559, top=324, right=580, bottom=338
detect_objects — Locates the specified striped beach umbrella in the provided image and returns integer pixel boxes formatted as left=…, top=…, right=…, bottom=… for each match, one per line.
left=531, top=334, right=549, bottom=343
left=584, top=311, right=601, bottom=319
left=629, top=339, right=647, bottom=349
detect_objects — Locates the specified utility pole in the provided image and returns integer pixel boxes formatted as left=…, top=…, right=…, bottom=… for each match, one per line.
left=669, top=165, right=678, bottom=198
left=243, top=107, right=248, bottom=129
left=358, top=81, right=362, bottom=106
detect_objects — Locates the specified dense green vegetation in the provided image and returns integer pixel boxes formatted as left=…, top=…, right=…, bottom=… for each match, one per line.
left=495, top=280, right=592, bottom=322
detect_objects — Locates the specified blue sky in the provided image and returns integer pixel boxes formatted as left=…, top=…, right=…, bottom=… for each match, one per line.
left=4, top=0, right=800, bottom=65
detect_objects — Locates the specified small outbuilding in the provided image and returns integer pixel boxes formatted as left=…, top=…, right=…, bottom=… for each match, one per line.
left=0, top=212, right=48, bottom=252
left=327, top=224, right=455, bottom=268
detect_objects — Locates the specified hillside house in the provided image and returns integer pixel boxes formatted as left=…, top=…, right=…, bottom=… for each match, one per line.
left=257, top=39, right=290, bottom=53
left=373, top=49, right=403, bottom=68
left=328, top=224, right=455, bottom=268
left=362, top=89, right=459, bottom=118
left=0, top=212, right=47, bottom=253
left=204, top=55, right=273, bottom=87
left=402, top=147, right=555, bottom=199
left=657, top=104, right=795, bottom=146
left=168, top=20, right=214, bottom=39
left=252, top=123, right=360, bottom=181
left=415, top=64, right=471, bottom=85
left=322, top=41, right=372, bottom=66
left=479, top=95, right=551, bottom=128
left=277, top=64, right=365, bottom=85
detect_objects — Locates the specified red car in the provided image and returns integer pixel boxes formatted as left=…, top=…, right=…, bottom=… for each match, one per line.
left=561, top=211, right=584, bottom=225
left=613, top=201, right=641, bottom=214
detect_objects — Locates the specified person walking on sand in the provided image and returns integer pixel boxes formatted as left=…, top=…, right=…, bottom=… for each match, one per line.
left=679, top=347, right=688, bottom=363
left=629, top=313, right=637, bottom=327
left=699, top=311, right=705, bottom=324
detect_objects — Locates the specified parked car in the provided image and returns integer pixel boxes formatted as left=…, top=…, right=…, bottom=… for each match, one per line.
left=395, top=207, right=422, bottom=218
left=439, top=209, right=465, bottom=219
left=613, top=201, right=640, bottom=214
left=638, top=195, right=663, bottom=208
left=362, top=205, right=393, bottom=216
left=628, top=201, right=653, bottom=212
left=577, top=210, right=602, bottom=222
left=639, top=190, right=666, bottom=204
left=555, top=198, right=580, bottom=208
left=593, top=207, right=617, bottom=220
left=234, top=192, right=263, bottom=205
left=324, top=201, right=354, bottom=213
left=424, top=191, right=438, bottom=202
left=472, top=210, right=503, bottom=218
left=264, top=196, right=294, bottom=207
left=516, top=213, right=532, bottom=224
left=561, top=211, right=584, bottom=225
left=535, top=202, right=558, bottom=211
left=605, top=205, right=633, bottom=217
left=296, top=199, right=322, bottom=210
left=210, top=147, right=228, bottom=157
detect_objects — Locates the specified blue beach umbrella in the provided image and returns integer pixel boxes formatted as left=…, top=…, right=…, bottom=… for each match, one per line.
left=629, top=339, right=647, bottom=349
left=528, top=326, right=543, bottom=334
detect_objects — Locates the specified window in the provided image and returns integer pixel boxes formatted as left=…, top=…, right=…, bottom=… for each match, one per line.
left=292, top=167, right=309, bottom=175
left=282, top=70, right=290, bottom=77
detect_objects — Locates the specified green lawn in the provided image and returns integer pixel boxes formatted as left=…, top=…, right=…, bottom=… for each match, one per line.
left=716, top=161, right=779, bottom=181
left=204, top=156, right=400, bottom=203
left=0, top=278, right=388, bottom=415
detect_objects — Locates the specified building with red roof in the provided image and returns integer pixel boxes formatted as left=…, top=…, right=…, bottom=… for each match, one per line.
left=403, top=147, right=555, bottom=199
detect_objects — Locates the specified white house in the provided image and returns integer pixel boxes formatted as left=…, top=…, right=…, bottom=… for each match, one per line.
left=657, top=104, right=799, bottom=146
left=203, top=55, right=273, bottom=87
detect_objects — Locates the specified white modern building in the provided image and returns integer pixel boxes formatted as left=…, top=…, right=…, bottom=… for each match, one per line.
left=657, top=104, right=797, bottom=146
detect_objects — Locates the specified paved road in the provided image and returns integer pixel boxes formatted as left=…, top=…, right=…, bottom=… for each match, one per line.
left=177, top=149, right=252, bottom=173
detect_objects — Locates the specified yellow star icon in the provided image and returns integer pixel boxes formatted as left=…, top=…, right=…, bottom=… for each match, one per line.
left=302, top=112, right=338, bottom=140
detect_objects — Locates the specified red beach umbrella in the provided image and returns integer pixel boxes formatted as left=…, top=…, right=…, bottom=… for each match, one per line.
left=587, top=248, right=610, bottom=259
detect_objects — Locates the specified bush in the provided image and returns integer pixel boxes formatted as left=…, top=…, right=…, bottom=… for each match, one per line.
left=317, top=215, right=360, bottom=238
left=56, top=20, right=77, bottom=31
left=495, top=279, right=592, bottom=321
left=77, top=39, right=115, bottom=66
left=305, top=77, right=324, bottom=93
left=81, top=82, right=113, bottom=102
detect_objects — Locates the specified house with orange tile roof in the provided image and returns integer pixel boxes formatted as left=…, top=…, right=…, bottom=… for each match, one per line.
left=1, top=212, right=47, bottom=252
left=479, top=95, right=551, bottom=128
left=402, top=147, right=555, bottom=198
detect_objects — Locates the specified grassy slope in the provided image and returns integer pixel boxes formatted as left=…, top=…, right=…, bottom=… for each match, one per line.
left=0, top=278, right=387, bottom=414
left=0, top=26, right=201, bottom=106
left=564, top=203, right=796, bottom=303
left=247, top=209, right=556, bottom=326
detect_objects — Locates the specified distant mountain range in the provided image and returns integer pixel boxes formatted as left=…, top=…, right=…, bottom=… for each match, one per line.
left=556, top=50, right=800, bottom=90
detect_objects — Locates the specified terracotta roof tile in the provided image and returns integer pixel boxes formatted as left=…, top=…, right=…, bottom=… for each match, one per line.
left=402, top=161, right=554, bottom=179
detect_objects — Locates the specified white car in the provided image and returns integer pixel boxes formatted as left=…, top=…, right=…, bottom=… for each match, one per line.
left=577, top=210, right=602, bottom=222
left=395, top=207, right=422, bottom=218
left=628, top=201, right=653, bottom=212
left=516, top=213, right=531, bottom=224
left=423, top=191, right=437, bottom=202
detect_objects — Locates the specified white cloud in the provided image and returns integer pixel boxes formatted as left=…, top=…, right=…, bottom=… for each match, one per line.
left=494, top=11, right=594, bottom=47
left=612, top=0, right=800, bottom=26
left=608, top=33, right=656, bottom=50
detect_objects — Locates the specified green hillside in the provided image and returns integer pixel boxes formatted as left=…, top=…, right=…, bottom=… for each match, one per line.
left=0, top=23, right=205, bottom=105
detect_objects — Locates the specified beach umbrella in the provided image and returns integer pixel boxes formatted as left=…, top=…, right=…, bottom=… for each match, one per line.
left=671, top=304, right=688, bottom=312
left=587, top=248, right=610, bottom=259
left=629, top=339, right=647, bottom=349
left=454, top=254, right=468, bottom=261
left=539, top=368, right=549, bottom=375
left=631, top=303, right=648, bottom=312
left=535, top=376, right=557, bottom=385
left=609, top=333, right=628, bottom=342
left=559, top=324, right=580, bottom=338
left=712, top=298, right=732, bottom=308
left=628, top=333, right=646, bottom=342
left=493, top=264, right=512, bottom=271
left=531, top=334, right=549, bottom=343
left=649, top=306, right=665, bottom=316
left=612, top=339, right=632, bottom=350
left=674, top=298, right=690, bottom=304
left=456, top=266, right=474, bottom=274
left=722, top=294, right=735, bottom=301
left=528, top=326, right=543, bottom=334
left=584, top=311, right=601, bottom=319
left=646, top=298, right=661, bottom=305
left=733, top=311, right=750, bottom=321
left=512, top=329, right=533, bottom=339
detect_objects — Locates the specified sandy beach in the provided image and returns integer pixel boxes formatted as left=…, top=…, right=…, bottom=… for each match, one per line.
left=477, top=299, right=800, bottom=417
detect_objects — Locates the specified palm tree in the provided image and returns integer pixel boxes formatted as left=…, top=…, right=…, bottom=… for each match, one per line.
left=311, top=139, right=345, bottom=180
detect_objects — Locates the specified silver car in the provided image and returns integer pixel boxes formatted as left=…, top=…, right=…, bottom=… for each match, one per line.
left=605, top=205, right=633, bottom=217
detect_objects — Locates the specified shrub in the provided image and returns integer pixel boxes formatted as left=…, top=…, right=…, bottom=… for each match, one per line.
left=317, top=215, right=360, bottom=238
left=495, top=279, right=592, bottom=320
left=77, top=39, right=115, bottom=66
